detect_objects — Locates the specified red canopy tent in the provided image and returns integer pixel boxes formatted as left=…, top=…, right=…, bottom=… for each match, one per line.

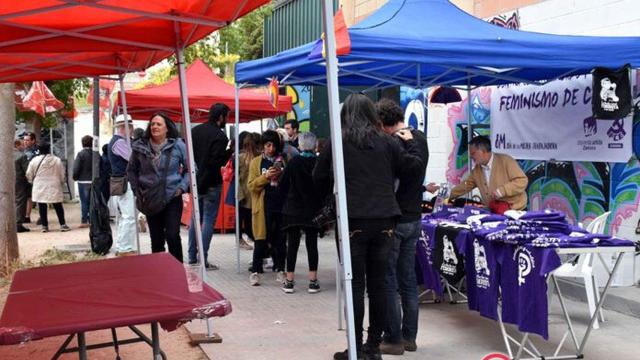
left=116, top=59, right=292, bottom=122
left=0, top=1, right=269, bottom=82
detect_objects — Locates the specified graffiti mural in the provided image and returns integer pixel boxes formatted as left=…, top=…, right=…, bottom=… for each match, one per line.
left=487, top=11, right=520, bottom=30
left=400, top=86, right=427, bottom=134
left=446, top=87, right=491, bottom=185
left=285, top=85, right=311, bottom=131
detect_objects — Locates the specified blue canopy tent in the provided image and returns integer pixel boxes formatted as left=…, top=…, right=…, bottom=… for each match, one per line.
left=235, top=1, right=640, bottom=358
left=237, top=0, right=640, bottom=88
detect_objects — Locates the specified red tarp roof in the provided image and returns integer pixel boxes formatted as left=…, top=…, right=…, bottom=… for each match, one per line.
left=117, top=59, right=292, bottom=122
left=0, top=1, right=269, bottom=82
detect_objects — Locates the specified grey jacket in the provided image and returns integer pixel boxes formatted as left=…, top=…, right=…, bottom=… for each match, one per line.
left=127, top=138, right=190, bottom=203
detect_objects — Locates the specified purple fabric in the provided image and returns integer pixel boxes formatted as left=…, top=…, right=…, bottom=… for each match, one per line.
left=498, top=245, right=561, bottom=339
left=111, top=137, right=131, bottom=160
left=461, top=235, right=500, bottom=320
left=416, top=223, right=444, bottom=297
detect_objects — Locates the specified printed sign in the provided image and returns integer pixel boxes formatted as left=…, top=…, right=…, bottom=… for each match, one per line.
left=491, top=75, right=632, bottom=162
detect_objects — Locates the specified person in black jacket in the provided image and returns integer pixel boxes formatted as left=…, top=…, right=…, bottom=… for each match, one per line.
left=314, top=94, right=424, bottom=360
left=279, top=132, right=322, bottom=294
left=73, top=135, right=98, bottom=227
left=187, top=103, right=232, bottom=269
left=376, top=99, right=430, bottom=355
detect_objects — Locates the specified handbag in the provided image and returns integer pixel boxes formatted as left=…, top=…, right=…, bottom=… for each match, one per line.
left=135, top=147, right=173, bottom=216
left=222, top=158, right=234, bottom=183
left=312, top=194, right=336, bottom=229
left=109, top=176, right=128, bottom=196
left=489, top=200, right=511, bottom=215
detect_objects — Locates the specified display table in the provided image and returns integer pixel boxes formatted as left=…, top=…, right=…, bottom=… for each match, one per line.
left=417, top=210, right=635, bottom=360
left=0, top=253, right=232, bottom=359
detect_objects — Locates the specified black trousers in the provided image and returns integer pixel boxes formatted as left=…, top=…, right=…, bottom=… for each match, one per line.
left=348, top=218, right=395, bottom=350
left=286, top=226, right=319, bottom=273
left=15, top=183, right=28, bottom=224
left=239, top=206, right=254, bottom=240
left=38, top=203, right=66, bottom=227
left=265, top=210, right=285, bottom=272
left=147, top=196, right=183, bottom=263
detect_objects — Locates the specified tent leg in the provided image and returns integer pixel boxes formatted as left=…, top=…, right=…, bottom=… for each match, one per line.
left=175, top=35, right=213, bottom=339
left=322, top=1, right=357, bottom=358
left=234, top=84, right=241, bottom=274
left=118, top=74, right=141, bottom=254
left=466, top=81, right=472, bottom=174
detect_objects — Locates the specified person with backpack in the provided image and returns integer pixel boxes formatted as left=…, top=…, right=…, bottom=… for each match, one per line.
left=26, top=142, right=70, bottom=233
left=128, top=113, right=189, bottom=262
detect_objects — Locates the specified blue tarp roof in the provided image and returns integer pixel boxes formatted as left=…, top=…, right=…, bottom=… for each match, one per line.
left=236, top=0, right=640, bottom=87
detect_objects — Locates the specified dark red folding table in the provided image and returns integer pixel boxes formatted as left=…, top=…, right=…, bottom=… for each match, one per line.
left=0, top=253, right=231, bottom=359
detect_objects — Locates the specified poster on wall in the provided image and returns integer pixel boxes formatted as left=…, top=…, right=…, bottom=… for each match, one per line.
left=491, top=75, right=632, bottom=163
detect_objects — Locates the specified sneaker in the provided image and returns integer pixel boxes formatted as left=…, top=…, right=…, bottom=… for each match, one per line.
left=264, top=258, right=274, bottom=270
left=308, top=279, right=321, bottom=293
left=276, top=271, right=286, bottom=284
left=403, top=339, right=417, bottom=352
left=205, top=263, right=219, bottom=271
left=79, top=223, right=89, bottom=228
left=250, top=272, right=261, bottom=286
left=41, top=226, right=49, bottom=233
left=380, top=340, right=404, bottom=355
left=282, top=279, right=295, bottom=293
left=36, top=218, right=42, bottom=226
left=333, top=349, right=364, bottom=360
left=239, top=238, right=253, bottom=250
left=60, top=224, right=71, bottom=232
left=16, top=224, right=30, bottom=233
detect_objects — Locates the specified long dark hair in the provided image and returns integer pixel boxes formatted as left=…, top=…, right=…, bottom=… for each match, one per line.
left=143, top=112, right=180, bottom=140
left=341, top=93, right=382, bottom=149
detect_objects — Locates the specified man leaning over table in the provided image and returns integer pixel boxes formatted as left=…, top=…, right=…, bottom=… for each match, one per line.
left=449, top=135, right=528, bottom=211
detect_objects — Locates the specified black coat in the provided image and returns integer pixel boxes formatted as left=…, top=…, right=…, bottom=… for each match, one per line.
left=73, top=147, right=97, bottom=182
left=313, top=133, right=424, bottom=220
left=279, top=154, right=322, bottom=227
left=191, top=122, right=231, bottom=194
left=396, top=129, right=429, bottom=223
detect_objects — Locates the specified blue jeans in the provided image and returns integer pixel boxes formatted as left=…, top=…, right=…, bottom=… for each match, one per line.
left=188, top=186, right=222, bottom=264
left=384, top=220, right=421, bottom=343
left=78, top=183, right=91, bottom=224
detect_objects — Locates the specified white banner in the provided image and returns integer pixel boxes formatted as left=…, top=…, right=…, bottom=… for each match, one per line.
left=490, top=75, right=632, bottom=162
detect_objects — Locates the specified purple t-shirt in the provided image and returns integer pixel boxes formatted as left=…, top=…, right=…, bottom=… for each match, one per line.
left=417, top=221, right=444, bottom=296
left=462, top=235, right=500, bottom=320
left=498, top=244, right=561, bottom=339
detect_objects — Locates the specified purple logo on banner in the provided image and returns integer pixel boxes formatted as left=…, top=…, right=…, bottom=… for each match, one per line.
left=583, top=116, right=597, bottom=137
left=607, top=119, right=626, bottom=141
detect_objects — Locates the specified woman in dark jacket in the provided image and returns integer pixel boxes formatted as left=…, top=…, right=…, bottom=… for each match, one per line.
left=127, top=112, right=189, bottom=262
left=314, top=94, right=424, bottom=360
left=279, top=131, right=322, bottom=294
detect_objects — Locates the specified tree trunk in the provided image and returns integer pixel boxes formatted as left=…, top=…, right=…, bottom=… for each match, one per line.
left=0, top=82, right=20, bottom=276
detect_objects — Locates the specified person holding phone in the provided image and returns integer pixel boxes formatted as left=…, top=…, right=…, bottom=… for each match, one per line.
left=247, top=130, right=287, bottom=286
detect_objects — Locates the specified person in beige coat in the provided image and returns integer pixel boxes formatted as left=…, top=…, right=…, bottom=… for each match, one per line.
left=26, top=142, right=70, bottom=232
left=450, top=136, right=528, bottom=210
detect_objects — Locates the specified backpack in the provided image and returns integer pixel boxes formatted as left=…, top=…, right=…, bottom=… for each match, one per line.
left=89, top=178, right=113, bottom=255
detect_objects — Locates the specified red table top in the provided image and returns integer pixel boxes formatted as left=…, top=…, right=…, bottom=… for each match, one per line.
left=0, top=253, right=231, bottom=345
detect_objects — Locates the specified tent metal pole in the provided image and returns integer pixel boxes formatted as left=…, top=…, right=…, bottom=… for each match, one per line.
left=234, top=84, right=241, bottom=274
left=466, top=79, right=472, bottom=174
left=175, top=33, right=211, bottom=337
left=321, top=1, right=357, bottom=358
left=118, top=73, right=140, bottom=254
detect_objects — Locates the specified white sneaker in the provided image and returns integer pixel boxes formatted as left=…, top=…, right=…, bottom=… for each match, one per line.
left=250, top=272, right=261, bottom=286
left=276, top=271, right=286, bottom=284
left=264, top=258, right=274, bottom=270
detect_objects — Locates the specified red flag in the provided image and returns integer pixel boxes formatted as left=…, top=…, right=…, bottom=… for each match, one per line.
left=308, top=8, right=352, bottom=60
left=21, top=81, right=64, bottom=117
left=268, top=78, right=279, bottom=109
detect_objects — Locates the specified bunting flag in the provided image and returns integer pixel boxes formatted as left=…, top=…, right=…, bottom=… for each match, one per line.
left=268, top=77, right=279, bottom=109
left=308, top=8, right=351, bottom=60
left=21, top=81, right=64, bottom=117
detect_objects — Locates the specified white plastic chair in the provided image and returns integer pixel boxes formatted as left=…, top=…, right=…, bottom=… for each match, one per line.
left=552, top=211, right=610, bottom=329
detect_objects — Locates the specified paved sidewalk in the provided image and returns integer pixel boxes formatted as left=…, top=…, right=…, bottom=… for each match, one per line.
left=179, top=231, right=640, bottom=360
